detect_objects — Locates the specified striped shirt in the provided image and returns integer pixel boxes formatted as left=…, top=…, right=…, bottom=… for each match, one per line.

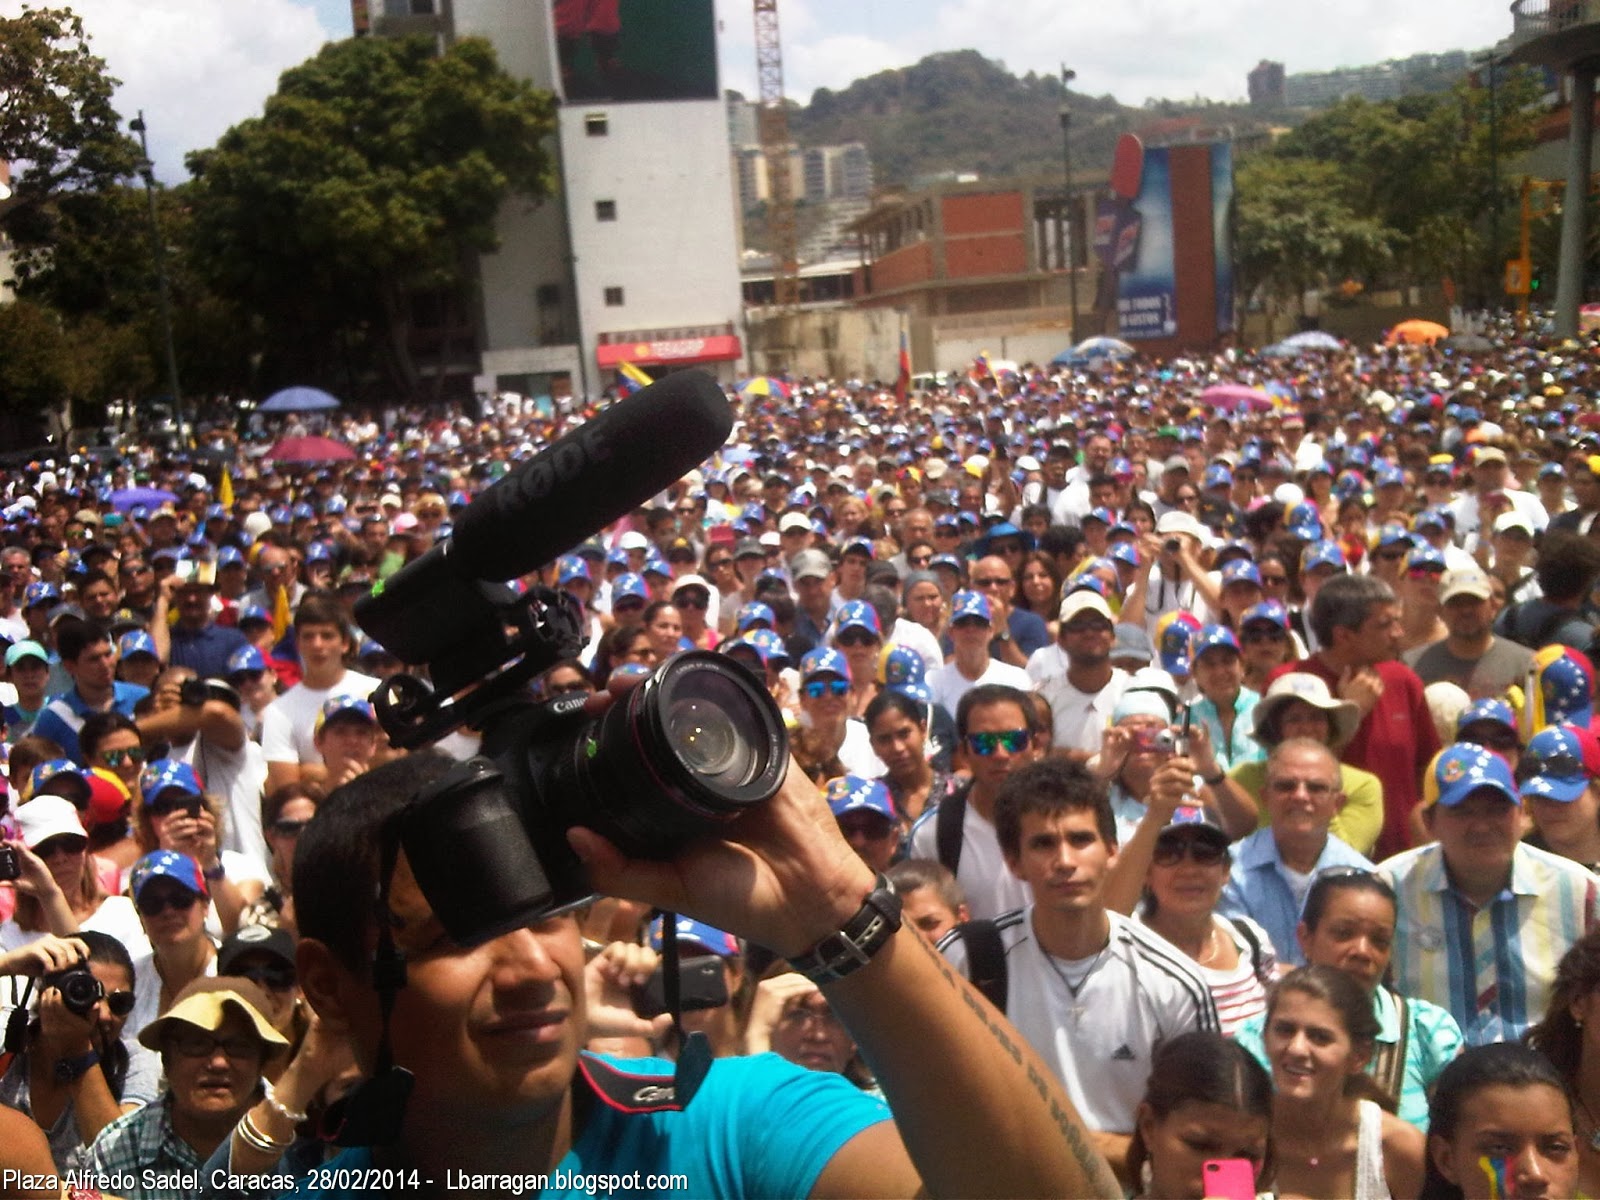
left=1376, top=842, right=1600, bottom=1046
left=940, top=908, right=1218, bottom=1133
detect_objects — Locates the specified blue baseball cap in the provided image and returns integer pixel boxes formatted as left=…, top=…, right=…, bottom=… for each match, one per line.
left=237, top=604, right=273, bottom=628
left=140, top=759, right=204, bottom=804
left=879, top=644, right=930, bottom=703
left=949, top=590, right=992, bottom=624
left=1521, top=725, right=1600, bottom=804
left=825, top=774, right=897, bottom=824
left=1406, top=545, right=1447, bottom=572
left=118, top=630, right=158, bottom=660
left=611, top=573, right=648, bottom=603
left=129, top=849, right=209, bottom=900
left=1193, top=624, right=1241, bottom=659
left=22, top=581, right=59, bottom=609
left=1109, top=541, right=1140, bottom=568
left=1376, top=524, right=1414, bottom=550
left=1203, top=464, right=1232, bottom=489
left=1375, top=462, right=1406, bottom=488
left=835, top=599, right=882, bottom=638
left=216, top=545, right=245, bottom=569
left=1413, top=507, right=1451, bottom=533
left=1220, top=560, right=1262, bottom=589
left=316, top=694, right=377, bottom=731
left=1432, top=742, right=1520, bottom=808
left=1303, top=540, right=1347, bottom=572
left=647, top=914, right=739, bottom=959
left=641, top=555, right=672, bottom=579
left=800, top=646, right=851, bottom=682
left=744, top=628, right=790, bottom=666
left=556, top=555, right=590, bottom=585
left=30, top=759, right=88, bottom=803
left=226, top=645, right=267, bottom=676
left=1457, top=697, right=1517, bottom=736
left=929, top=553, right=965, bottom=577
left=304, top=542, right=333, bottom=565
left=736, top=601, right=775, bottom=632
left=1082, top=507, right=1115, bottom=527
left=1239, top=600, right=1291, bottom=633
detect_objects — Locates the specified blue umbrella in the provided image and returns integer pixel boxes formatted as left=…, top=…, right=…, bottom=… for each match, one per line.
left=260, top=386, right=341, bottom=413
left=1051, top=336, right=1135, bottom=367
left=1281, top=330, right=1342, bottom=351
left=108, top=487, right=178, bottom=512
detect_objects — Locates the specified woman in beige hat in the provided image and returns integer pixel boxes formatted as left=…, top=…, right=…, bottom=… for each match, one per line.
left=1218, top=672, right=1383, bottom=857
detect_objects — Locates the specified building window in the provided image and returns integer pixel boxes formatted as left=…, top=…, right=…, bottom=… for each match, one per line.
left=595, top=199, right=617, bottom=222
left=604, top=286, right=625, bottom=307
left=585, top=113, right=608, bottom=136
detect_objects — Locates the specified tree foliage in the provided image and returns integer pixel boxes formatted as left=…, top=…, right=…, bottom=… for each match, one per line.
left=0, top=6, right=140, bottom=228
left=184, top=34, right=558, bottom=402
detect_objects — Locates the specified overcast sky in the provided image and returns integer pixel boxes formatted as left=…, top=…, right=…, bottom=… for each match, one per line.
left=4, top=0, right=1513, bottom=181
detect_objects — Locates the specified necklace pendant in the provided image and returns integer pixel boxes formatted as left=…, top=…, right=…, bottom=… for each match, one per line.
left=1307, top=1156, right=1320, bottom=1168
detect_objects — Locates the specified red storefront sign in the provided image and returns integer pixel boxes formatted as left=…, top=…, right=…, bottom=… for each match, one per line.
left=595, top=335, right=742, bottom=368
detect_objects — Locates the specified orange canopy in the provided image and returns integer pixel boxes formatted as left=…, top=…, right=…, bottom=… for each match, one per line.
left=1385, top=319, right=1450, bottom=346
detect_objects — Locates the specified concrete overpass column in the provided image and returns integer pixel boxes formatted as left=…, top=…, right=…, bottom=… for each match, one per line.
left=1556, top=60, right=1597, bottom=339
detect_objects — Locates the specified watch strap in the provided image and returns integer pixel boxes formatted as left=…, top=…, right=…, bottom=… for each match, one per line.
left=54, top=1049, right=98, bottom=1084
left=789, top=875, right=902, bottom=985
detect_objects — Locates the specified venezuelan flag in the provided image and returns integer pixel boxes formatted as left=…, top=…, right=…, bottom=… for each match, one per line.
left=895, top=331, right=911, bottom=404
left=618, top=361, right=653, bottom=393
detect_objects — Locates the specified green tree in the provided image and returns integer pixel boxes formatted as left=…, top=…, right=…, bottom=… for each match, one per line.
left=1234, top=156, right=1393, bottom=339
left=0, top=7, right=140, bottom=228
left=184, top=34, right=558, bottom=402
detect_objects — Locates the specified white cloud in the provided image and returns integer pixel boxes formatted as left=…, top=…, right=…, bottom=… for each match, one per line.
left=1, top=0, right=332, bottom=181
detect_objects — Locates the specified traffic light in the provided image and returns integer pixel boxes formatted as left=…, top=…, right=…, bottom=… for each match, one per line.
left=1532, top=270, right=1544, bottom=292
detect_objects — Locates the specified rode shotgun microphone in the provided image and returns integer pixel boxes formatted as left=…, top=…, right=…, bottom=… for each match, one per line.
left=355, top=370, right=733, bottom=681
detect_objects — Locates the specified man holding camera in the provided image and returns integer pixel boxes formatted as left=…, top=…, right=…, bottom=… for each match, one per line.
left=0, top=931, right=160, bottom=1171
left=283, top=735, right=1121, bottom=1197
left=151, top=572, right=250, bottom=682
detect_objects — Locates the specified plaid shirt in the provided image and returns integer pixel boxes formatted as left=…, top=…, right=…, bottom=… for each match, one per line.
left=1377, top=841, right=1600, bottom=1047
left=86, top=1093, right=203, bottom=1198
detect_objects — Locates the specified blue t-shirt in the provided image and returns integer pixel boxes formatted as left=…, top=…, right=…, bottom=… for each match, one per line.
left=32, top=681, right=149, bottom=763
left=283, top=1053, right=889, bottom=1199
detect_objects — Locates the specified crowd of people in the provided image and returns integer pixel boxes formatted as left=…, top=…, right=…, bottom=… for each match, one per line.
left=5, top=327, right=1600, bottom=1197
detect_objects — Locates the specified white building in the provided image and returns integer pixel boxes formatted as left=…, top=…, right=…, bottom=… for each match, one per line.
left=361, top=0, right=746, bottom=401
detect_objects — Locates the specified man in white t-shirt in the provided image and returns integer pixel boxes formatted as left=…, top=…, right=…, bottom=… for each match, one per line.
left=260, top=595, right=378, bottom=794
left=926, top=590, right=1030, bottom=717
left=1036, top=592, right=1129, bottom=762
left=909, top=683, right=1041, bottom=921
left=939, top=758, right=1218, bottom=1180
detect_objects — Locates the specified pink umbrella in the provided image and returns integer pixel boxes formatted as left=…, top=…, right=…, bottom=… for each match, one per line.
left=1199, top=384, right=1275, bottom=412
left=266, top=435, right=355, bottom=464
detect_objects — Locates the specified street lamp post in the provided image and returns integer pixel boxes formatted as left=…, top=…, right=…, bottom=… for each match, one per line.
left=1060, top=65, right=1079, bottom=347
left=128, top=112, right=189, bottom=448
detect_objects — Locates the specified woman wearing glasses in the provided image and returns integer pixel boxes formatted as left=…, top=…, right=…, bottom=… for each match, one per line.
left=1133, top=814, right=1277, bottom=1037
left=1234, top=869, right=1463, bottom=1132
left=3, top=792, right=147, bottom=960
left=239, top=784, right=317, bottom=935
left=0, top=931, right=159, bottom=1173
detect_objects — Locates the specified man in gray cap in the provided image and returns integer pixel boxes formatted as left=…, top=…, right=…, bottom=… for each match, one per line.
left=790, top=548, right=836, bottom=654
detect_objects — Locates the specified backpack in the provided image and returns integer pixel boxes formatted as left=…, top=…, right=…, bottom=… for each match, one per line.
left=933, top=778, right=973, bottom=877
left=1501, top=599, right=1589, bottom=651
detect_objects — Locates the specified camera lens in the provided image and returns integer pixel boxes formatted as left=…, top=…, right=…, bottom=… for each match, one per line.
left=556, top=651, right=787, bottom=858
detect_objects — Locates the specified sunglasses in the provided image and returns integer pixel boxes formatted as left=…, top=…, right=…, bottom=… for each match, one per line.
left=1152, top=838, right=1228, bottom=868
left=965, top=729, right=1030, bottom=756
left=1241, top=626, right=1287, bottom=644
left=136, top=889, right=201, bottom=917
left=674, top=593, right=709, bottom=610
left=237, top=963, right=297, bottom=990
left=707, top=558, right=733, bottom=569
left=270, top=817, right=311, bottom=837
left=101, top=747, right=146, bottom=768
left=33, top=835, right=88, bottom=858
left=803, top=678, right=851, bottom=699
left=106, top=989, right=136, bottom=1018
left=148, top=796, right=202, bottom=819
left=836, top=630, right=879, bottom=648
left=168, top=1030, right=262, bottom=1060
left=908, top=554, right=933, bottom=567
left=972, top=576, right=1011, bottom=589
left=1374, top=550, right=1406, bottom=561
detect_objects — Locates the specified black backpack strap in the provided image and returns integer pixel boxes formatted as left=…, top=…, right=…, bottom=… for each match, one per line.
left=953, top=919, right=1007, bottom=1011
left=1231, top=917, right=1269, bottom=984
left=935, top=783, right=969, bottom=877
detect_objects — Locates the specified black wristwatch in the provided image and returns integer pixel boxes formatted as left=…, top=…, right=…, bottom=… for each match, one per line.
left=54, top=1050, right=98, bottom=1085
left=790, top=875, right=902, bottom=984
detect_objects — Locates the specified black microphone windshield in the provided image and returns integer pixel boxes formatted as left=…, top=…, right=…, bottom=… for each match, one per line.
left=447, top=370, right=733, bottom=582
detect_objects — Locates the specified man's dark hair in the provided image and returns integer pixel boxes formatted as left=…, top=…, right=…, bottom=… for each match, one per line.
left=861, top=583, right=898, bottom=632
left=1086, top=473, right=1117, bottom=493
left=294, top=750, right=461, bottom=969
left=993, top=758, right=1116, bottom=859
left=292, top=591, right=348, bottom=636
left=79, top=711, right=140, bottom=763
left=55, top=617, right=110, bottom=664
left=79, top=568, right=114, bottom=592
left=1038, top=523, right=1083, bottom=561
left=1307, top=573, right=1395, bottom=648
left=1534, top=530, right=1600, bottom=603
left=955, top=683, right=1039, bottom=740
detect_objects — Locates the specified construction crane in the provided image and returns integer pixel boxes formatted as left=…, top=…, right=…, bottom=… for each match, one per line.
left=753, top=0, right=799, bottom=310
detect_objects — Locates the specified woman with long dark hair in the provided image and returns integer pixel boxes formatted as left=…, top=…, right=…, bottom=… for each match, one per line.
left=1524, top=925, right=1600, bottom=1196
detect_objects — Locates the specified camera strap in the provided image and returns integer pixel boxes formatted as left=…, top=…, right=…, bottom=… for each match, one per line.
left=660, top=914, right=710, bottom=1107
left=1, top=975, right=37, bottom=1074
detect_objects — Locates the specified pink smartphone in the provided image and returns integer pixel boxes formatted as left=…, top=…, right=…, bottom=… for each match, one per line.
left=1202, top=1158, right=1256, bottom=1200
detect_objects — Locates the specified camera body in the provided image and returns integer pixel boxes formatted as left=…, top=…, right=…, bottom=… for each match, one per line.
left=43, top=963, right=104, bottom=1017
left=395, top=652, right=789, bottom=948
left=1163, top=537, right=1182, bottom=556
left=0, top=844, right=18, bottom=883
